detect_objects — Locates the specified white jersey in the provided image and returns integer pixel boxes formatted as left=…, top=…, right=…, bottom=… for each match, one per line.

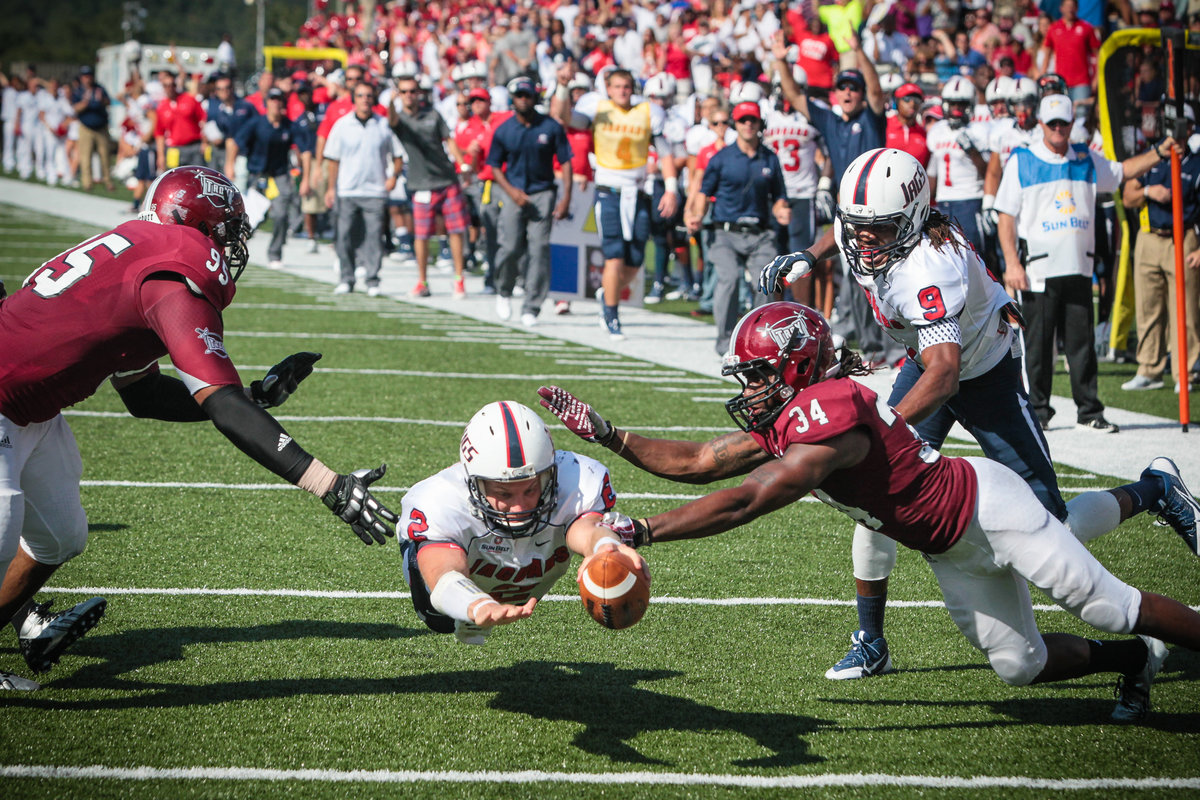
left=1, top=86, right=16, bottom=122
left=400, top=450, right=614, bottom=642
left=762, top=107, right=820, bottom=199
left=987, top=117, right=1039, bottom=169
left=993, top=140, right=1122, bottom=290
left=842, top=225, right=1016, bottom=379
left=685, top=122, right=735, bottom=156
left=927, top=119, right=990, bottom=201
left=644, top=106, right=689, bottom=192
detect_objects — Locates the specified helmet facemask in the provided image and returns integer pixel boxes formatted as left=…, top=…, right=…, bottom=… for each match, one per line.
left=837, top=208, right=920, bottom=279
left=723, top=359, right=795, bottom=433
left=466, top=467, right=558, bottom=538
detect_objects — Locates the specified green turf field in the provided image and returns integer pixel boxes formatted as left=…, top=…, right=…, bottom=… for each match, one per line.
left=0, top=203, right=1196, bottom=799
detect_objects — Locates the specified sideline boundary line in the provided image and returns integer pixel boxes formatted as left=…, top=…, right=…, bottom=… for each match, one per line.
left=0, top=764, right=1196, bottom=790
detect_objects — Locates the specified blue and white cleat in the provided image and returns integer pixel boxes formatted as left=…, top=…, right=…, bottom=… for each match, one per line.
left=825, top=630, right=895, bottom=680
left=1141, top=456, right=1199, bottom=556
left=19, top=596, right=107, bottom=673
left=1112, top=636, right=1168, bottom=722
left=1, top=671, right=40, bottom=691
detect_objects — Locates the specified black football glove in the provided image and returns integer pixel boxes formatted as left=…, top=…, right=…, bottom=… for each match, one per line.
left=322, top=464, right=398, bottom=545
left=0, top=279, right=6, bottom=300
left=759, top=251, right=816, bottom=295
left=598, top=511, right=652, bottom=548
left=251, top=352, right=322, bottom=409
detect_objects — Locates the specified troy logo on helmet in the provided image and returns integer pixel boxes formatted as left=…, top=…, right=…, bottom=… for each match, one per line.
left=198, top=174, right=236, bottom=208
left=759, top=310, right=807, bottom=351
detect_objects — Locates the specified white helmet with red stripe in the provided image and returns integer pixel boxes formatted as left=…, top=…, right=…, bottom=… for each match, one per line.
left=836, top=148, right=930, bottom=278
left=460, top=401, right=558, bottom=537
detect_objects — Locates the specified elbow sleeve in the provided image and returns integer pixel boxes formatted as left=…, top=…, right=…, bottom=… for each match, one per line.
left=202, top=385, right=314, bottom=484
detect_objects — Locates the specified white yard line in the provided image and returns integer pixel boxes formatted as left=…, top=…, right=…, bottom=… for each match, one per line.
left=0, top=764, right=1195, bottom=790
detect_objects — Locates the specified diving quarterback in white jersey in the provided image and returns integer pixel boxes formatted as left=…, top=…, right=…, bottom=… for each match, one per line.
left=759, top=148, right=1195, bottom=680
left=399, top=401, right=647, bottom=644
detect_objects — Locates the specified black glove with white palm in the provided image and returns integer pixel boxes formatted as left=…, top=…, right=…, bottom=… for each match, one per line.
left=536, top=385, right=615, bottom=445
left=759, top=250, right=817, bottom=295
left=955, top=129, right=979, bottom=154
left=322, top=464, right=398, bottom=545
left=979, top=195, right=998, bottom=237
left=250, top=352, right=322, bottom=409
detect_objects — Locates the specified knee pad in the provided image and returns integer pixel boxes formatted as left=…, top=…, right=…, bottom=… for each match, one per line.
left=1064, top=491, right=1121, bottom=544
left=988, top=641, right=1048, bottom=686
left=1075, top=590, right=1139, bottom=635
left=852, top=526, right=897, bottom=581
left=19, top=504, right=88, bottom=565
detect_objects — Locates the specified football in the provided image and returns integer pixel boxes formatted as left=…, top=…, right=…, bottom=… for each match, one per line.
left=578, top=550, right=650, bottom=629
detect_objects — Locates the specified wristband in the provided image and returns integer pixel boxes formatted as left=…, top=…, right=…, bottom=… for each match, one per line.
left=430, top=571, right=498, bottom=623
left=817, top=176, right=832, bottom=192
left=555, top=84, right=569, bottom=102
left=593, top=536, right=622, bottom=553
left=1155, top=143, right=1167, bottom=161
left=664, top=177, right=679, bottom=194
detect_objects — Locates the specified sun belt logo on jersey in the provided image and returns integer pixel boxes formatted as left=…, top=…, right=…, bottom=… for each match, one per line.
left=194, top=327, right=229, bottom=358
left=198, top=173, right=235, bottom=209
left=759, top=310, right=808, bottom=352
left=1054, top=189, right=1076, bottom=215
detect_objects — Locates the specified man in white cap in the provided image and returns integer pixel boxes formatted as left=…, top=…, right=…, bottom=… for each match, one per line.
left=995, top=94, right=1181, bottom=432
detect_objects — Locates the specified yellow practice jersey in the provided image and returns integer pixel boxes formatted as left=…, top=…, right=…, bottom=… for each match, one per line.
left=593, top=99, right=652, bottom=172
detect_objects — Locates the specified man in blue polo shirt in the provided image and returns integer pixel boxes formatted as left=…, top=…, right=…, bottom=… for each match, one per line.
left=228, top=88, right=309, bottom=269
left=695, top=100, right=789, bottom=355
left=205, top=73, right=256, bottom=176
left=487, top=76, right=573, bottom=326
left=770, top=34, right=906, bottom=369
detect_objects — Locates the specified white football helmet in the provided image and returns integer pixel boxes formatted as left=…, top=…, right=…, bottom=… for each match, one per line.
left=644, top=72, right=677, bottom=100
left=837, top=148, right=930, bottom=278
left=985, top=75, right=1015, bottom=107
left=1010, top=76, right=1039, bottom=128
left=879, top=72, right=904, bottom=95
left=771, top=63, right=808, bottom=88
left=568, top=72, right=593, bottom=92
left=460, top=401, right=558, bottom=538
left=729, top=80, right=764, bottom=104
left=941, top=75, right=975, bottom=127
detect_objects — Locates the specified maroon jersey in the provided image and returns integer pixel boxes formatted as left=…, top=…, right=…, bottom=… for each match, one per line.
left=749, top=378, right=977, bottom=554
left=0, top=220, right=241, bottom=426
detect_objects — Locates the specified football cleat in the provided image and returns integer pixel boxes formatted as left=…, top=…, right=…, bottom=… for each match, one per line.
left=825, top=630, right=895, bottom=680
left=1112, top=636, right=1168, bottom=722
left=19, top=597, right=107, bottom=673
left=1141, top=456, right=1199, bottom=555
left=1, top=671, right=40, bottom=691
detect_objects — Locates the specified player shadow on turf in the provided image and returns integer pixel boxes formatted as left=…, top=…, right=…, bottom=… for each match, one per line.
left=9, top=640, right=831, bottom=766
left=407, top=660, right=833, bottom=767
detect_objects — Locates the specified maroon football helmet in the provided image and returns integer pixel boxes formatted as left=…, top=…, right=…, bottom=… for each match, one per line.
left=138, top=166, right=251, bottom=281
left=722, top=302, right=836, bottom=432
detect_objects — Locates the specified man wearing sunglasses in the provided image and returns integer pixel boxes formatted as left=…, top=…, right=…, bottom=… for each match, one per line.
left=995, top=93, right=1181, bottom=433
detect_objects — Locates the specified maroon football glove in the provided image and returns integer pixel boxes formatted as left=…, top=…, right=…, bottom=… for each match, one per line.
left=537, top=385, right=615, bottom=445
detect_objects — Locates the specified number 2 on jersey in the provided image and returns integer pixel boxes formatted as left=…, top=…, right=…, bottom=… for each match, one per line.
left=30, top=233, right=133, bottom=299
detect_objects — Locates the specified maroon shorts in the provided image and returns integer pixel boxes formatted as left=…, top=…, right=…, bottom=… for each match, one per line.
left=412, top=183, right=468, bottom=238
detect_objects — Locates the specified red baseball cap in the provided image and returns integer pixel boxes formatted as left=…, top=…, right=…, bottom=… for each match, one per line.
left=895, top=82, right=924, bottom=101
left=468, top=87, right=491, bottom=102
left=732, top=101, right=761, bottom=121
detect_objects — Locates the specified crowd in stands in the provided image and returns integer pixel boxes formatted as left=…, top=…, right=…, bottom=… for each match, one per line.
left=2, top=0, right=1199, bottom=370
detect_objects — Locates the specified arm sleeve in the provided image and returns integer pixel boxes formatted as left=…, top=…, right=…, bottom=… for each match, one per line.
left=201, top=385, right=315, bottom=484
left=1091, top=150, right=1123, bottom=193
left=117, top=369, right=209, bottom=422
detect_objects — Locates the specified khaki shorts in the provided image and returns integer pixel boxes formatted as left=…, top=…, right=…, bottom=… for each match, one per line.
left=301, top=169, right=327, bottom=215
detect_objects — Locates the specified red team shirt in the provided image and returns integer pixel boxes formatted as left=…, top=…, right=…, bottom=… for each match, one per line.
left=1043, top=18, right=1100, bottom=89
left=454, top=111, right=512, bottom=181
left=155, top=92, right=206, bottom=147
left=0, top=221, right=242, bottom=426
left=886, top=114, right=931, bottom=170
left=748, top=378, right=977, bottom=554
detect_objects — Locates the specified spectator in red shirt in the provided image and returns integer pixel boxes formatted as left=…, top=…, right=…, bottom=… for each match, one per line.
left=154, top=71, right=207, bottom=172
left=455, top=87, right=512, bottom=293
left=788, top=17, right=840, bottom=100
left=1038, top=0, right=1101, bottom=101
left=245, top=71, right=275, bottom=115
left=885, top=82, right=930, bottom=168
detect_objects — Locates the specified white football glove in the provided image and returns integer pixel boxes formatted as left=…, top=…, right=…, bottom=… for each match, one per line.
left=759, top=251, right=816, bottom=294
left=814, top=176, right=835, bottom=224
left=597, top=511, right=652, bottom=548
left=979, top=195, right=997, bottom=237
